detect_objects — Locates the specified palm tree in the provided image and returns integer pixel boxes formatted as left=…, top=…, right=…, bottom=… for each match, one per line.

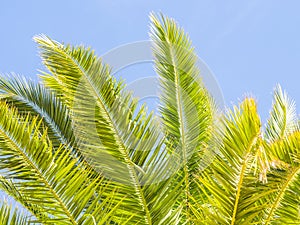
left=0, top=13, right=299, bottom=224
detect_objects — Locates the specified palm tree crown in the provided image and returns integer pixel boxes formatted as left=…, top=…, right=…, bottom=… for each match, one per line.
left=0, top=13, right=299, bottom=224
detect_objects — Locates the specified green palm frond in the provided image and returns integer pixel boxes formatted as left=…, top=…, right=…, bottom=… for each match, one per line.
left=150, top=13, right=215, bottom=222
left=261, top=132, right=300, bottom=224
left=265, top=85, right=298, bottom=142
left=198, top=98, right=264, bottom=225
left=0, top=176, right=45, bottom=219
left=0, top=75, right=76, bottom=150
left=267, top=131, right=300, bottom=166
left=0, top=101, right=122, bottom=224
left=262, top=166, right=300, bottom=225
left=0, top=12, right=299, bottom=225
left=34, top=34, right=183, bottom=224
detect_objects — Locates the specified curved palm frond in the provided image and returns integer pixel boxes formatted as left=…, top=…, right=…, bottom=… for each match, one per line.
left=197, top=98, right=264, bottom=225
left=0, top=175, right=46, bottom=220
left=150, top=13, right=215, bottom=222
left=262, top=166, right=300, bottom=225
left=0, top=12, right=299, bottom=225
left=0, top=75, right=76, bottom=150
left=261, top=132, right=300, bottom=224
left=33, top=34, right=183, bottom=224
left=265, top=85, right=298, bottom=142
left=0, top=101, right=123, bottom=224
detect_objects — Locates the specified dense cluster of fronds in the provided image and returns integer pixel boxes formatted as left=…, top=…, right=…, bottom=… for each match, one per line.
left=0, top=13, right=299, bottom=224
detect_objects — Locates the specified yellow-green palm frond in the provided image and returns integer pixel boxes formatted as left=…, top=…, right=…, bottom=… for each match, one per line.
left=265, top=85, right=298, bottom=143
left=255, top=87, right=300, bottom=225
left=0, top=176, right=46, bottom=220
left=198, top=98, right=264, bottom=224
left=150, top=13, right=215, bottom=222
left=0, top=101, right=123, bottom=224
left=0, top=12, right=299, bottom=225
left=260, top=132, right=300, bottom=224
left=0, top=75, right=76, bottom=150
left=33, top=34, right=183, bottom=224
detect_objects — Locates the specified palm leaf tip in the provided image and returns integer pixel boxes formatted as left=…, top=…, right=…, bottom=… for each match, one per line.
left=265, top=84, right=298, bottom=142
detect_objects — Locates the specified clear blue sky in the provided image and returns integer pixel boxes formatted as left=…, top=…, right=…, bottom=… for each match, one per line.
left=1, top=0, right=300, bottom=122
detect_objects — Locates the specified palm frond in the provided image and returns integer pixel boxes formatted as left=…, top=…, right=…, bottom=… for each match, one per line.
left=0, top=101, right=123, bottom=224
left=261, top=132, right=300, bottom=224
left=198, top=98, right=264, bottom=224
left=265, top=85, right=298, bottom=142
left=262, top=167, right=300, bottom=225
left=34, top=35, right=182, bottom=224
left=0, top=75, right=76, bottom=150
left=1, top=12, right=299, bottom=225
left=150, top=13, right=215, bottom=221
left=0, top=175, right=46, bottom=220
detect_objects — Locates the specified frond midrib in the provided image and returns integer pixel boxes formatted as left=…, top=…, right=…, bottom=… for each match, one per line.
left=165, top=37, right=190, bottom=219
left=230, top=134, right=259, bottom=225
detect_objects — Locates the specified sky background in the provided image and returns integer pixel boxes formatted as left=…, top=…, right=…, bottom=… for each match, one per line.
left=1, top=0, right=300, bottom=122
